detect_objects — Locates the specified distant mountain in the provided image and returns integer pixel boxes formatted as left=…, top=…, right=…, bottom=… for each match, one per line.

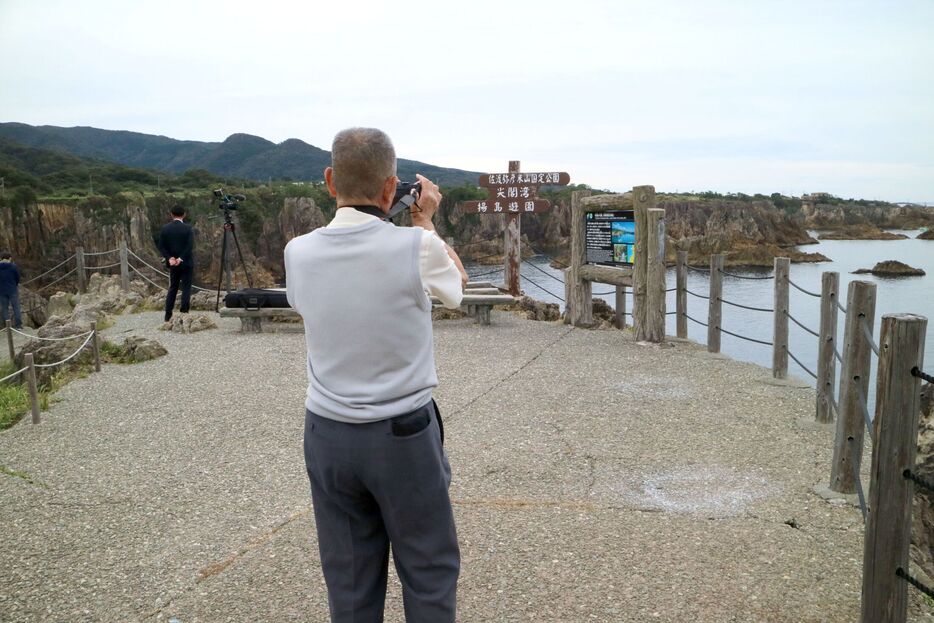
left=0, top=122, right=482, bottom=186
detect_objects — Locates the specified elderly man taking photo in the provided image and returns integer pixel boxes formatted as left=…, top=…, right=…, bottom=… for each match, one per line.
left=285, top=127, right=467, bottom=622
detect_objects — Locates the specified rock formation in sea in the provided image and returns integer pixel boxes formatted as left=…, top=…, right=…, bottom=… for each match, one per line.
left=852, top=261, right=926, bottom=277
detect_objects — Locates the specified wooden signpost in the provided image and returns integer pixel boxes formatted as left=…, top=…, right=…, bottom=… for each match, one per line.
left=459, top=161, right=570, bottom=295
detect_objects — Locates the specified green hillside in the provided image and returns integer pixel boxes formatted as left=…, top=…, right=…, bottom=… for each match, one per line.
left=0, top=122, right=482, bottom=186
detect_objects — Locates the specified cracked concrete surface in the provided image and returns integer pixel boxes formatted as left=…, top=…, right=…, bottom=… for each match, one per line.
left=1, top=310, right=932, bottom=622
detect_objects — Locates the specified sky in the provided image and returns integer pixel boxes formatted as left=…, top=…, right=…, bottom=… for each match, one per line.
left=1, top=0, right=932, bottom=202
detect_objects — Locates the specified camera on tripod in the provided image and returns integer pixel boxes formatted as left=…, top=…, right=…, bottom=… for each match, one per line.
left=214, top=188, right=245, bottom=211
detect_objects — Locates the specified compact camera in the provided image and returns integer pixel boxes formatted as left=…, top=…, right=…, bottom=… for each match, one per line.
left=388, top=181, right=422, bottom=220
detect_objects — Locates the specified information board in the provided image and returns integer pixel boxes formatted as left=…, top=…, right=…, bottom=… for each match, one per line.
left=585, top=210, right=635, bottom=266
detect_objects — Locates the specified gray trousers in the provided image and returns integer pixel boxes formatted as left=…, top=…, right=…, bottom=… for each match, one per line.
left=304, top=403, right=459, bottom=622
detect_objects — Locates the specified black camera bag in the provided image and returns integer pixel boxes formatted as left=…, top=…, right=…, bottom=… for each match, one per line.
left=223, top=288, right=290, bottom=310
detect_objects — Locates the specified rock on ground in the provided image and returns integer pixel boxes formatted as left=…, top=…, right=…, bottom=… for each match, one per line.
left=18, top=287, right=48, bottom=329
left=160, top=313, right=217, bottom=334
left=107, top=336, right=168, bottom=363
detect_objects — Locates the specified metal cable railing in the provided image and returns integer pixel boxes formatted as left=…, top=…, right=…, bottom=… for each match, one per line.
left=718, top=297, right=773, bottom=313
left=786, top=348, right=818, bottom=380
left=786, top=312, right=820, bottom=338
left=718, top=268, right=774, bottom=280
left=788, top=279, right=821, bottom=298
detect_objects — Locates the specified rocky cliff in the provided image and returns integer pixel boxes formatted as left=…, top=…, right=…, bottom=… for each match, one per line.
left=802, top=200, right=934, bottom=231
left=661, top=198, right=825, bottom=266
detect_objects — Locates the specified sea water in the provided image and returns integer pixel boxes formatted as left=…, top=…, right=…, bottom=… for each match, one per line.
left=465, top=230, right=934, bottom=409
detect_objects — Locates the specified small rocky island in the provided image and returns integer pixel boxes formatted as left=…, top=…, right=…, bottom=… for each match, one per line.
left=817, top=224, right=908, bottom=240
left=919, top=229, right=934, bottom=240
left=853, top=260, right=926, bottom=277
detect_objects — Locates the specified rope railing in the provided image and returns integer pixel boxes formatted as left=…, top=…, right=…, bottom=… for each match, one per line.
left=128, top=264, right=168, bottom=292
left=126, top=249, right=215, bottom=293
left=787, top=278, right=821, bottom=298
left=22, top=255, right=76, bottom=285
left=718, top=297, right=774, bottom=313
left=685, top=289, right=709, bottom=300
left=126, top=249, right=170, bottom=278
left=33, top=332, right=96, bottom=368
left=718, top=268, right=774, bottom=280
left=0, top=366, right=27, bottom=385
left=82, top=248, right=119, bottom=256
left=35, top=267, right=78, bottom=291
left=9, top=327, right=93, bottom=342
left=718, top=326, right=772, bottom=347
left=836, top=300, right=848, bottom=314
left=686, top=265, right=710, bottom=274
left=786, top=311, right=820, bottom=338
left=83, top=262, right=121, bottom=271
left=786, top=349, right=818, bottom=380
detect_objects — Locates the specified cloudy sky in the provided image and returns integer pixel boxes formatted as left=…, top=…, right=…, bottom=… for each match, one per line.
left=1, top=0, right=932, bottom=202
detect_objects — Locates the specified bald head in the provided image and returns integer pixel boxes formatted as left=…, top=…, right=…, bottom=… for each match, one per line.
left=330, top=128, right=396, bottom=203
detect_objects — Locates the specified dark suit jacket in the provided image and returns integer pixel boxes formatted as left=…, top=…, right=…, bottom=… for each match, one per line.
left=158, top=219, right=195, bottom=267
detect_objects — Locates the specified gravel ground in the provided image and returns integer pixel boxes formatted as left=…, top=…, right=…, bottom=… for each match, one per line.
left=0, top=310, right=932, bottom=622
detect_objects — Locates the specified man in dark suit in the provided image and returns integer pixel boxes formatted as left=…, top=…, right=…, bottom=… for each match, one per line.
left=158, top=205, right=195, bottom=323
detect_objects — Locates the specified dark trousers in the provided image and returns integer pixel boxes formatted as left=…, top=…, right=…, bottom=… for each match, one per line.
left=0, top=292, right=22, bottom=328
left=164, top=265, right=193, bottom=321
left=304, top=403, right=459, bottom=623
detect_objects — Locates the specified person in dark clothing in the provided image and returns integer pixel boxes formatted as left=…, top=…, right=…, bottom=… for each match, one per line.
left=158, top=205, right=195, bottom=323
left=0, top=252, right=22, bottom=329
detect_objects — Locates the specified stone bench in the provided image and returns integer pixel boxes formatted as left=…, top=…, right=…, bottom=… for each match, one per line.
left=219, top=292, right=516, bottom=332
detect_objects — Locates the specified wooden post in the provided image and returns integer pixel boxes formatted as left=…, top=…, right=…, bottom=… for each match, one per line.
left=772, top=257, right=790, bottom=379
left=5, top=319, right=13, bottom=360
left=503, top=160, right=521, bottom=296
left=568, top=190, right=593, bottom=327
left=829, top=280, right=876, bottom=494
left=91, top=321, right=101, bottom=372
left=615, top=286, right=626, bottom=329
left=815, top=272, right=839, bottom=423
left=24, top=353, right=40, bottom=425
left=119, top=241, right=130, bottom=292
left=632, top=186, right=652, bottom=337
left=676, top=251, right=688, bottom=339
left=75, top=247, right=87, bottom=293
left=707, top=254, right=723, bottom=353
left=861, top=313, right=927, bottom=623
left=642, top=205, right=666, bottom=343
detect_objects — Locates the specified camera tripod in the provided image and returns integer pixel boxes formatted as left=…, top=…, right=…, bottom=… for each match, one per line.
left=214, top=207, right=254, bottom=312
